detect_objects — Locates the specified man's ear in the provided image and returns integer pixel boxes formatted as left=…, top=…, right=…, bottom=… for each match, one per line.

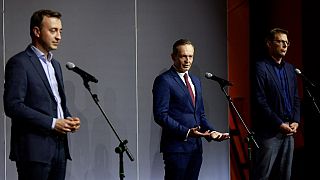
left=33, top=27, right=41, bottom=38
left=266, top=40, right=272, bottom=48
left=171, top=53, right=175, bottom=61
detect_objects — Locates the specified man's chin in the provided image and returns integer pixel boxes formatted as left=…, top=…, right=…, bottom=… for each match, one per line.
left=183, top=67, right=190, bottom=72
left=50, top=46, right=58, bottom=50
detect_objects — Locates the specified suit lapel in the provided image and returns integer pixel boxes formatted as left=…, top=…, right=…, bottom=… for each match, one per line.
left=265, top=60, right=289, bottom=101
left=265, top=61, right=282, bottom=93
left=52, top=59, right=66, bottom=102
left=169, top=67, right=196, bottom=108
left=169, top=67, right=187, bottom=91
left=284, top=63, right=294, bottom=101
left=52, top=60, right=64, bottom=90
left=26, top=47, right=55, bottom=99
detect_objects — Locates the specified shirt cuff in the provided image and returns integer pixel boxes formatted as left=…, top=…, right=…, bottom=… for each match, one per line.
left=51, top=118, right=57, bottom=129
left=184, top=129, right=191, bottom=141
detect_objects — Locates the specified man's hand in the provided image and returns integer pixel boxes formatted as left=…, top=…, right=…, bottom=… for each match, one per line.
left=188, top=126, right=211, bottom=138
left=68, top=117, right=81, bottom=132
left=210, top=131, right=230, bottom=142
left=54, top=117, right=81, bottom=134
left=289, top=122, right=299, bottom=133
left=280, top=122, right=295, bottom=136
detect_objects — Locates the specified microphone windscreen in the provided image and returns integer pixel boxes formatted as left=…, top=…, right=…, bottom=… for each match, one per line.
left=66, top=62, right=76, bottom=70
left=205, top=72, right=213, bottom=78
left=294, top=68, right=302, bottom=75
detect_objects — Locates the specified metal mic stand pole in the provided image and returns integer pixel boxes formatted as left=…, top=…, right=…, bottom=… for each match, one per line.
left=218, top=83, right=259, bottom=170
left=83, top=80, right=135, bottom=180
left=304, top=85, right=320, bottom=115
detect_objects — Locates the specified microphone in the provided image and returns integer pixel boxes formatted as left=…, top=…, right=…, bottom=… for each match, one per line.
left=295, top=68, right=315, bottom=87
left=66, top=62, right=98, bottom=83
left=205, top=72, right=232, bottom=86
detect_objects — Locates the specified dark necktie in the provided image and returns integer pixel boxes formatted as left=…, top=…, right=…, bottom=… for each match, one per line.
left=184, top=73, right=195, bottom=106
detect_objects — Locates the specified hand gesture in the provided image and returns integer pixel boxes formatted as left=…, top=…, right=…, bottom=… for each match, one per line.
left=210, top=131, right=230, bottom=142
left=188, top=126, right=211, bottom=138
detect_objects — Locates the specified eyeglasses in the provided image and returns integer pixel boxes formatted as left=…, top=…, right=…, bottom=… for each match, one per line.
left=273, top=40, right=290, bottom=46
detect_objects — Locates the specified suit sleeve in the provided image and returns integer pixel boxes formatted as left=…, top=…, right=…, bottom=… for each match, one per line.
left=152, top=75, right=189, bottom=140
left=3, top=57, right=53, bottom=131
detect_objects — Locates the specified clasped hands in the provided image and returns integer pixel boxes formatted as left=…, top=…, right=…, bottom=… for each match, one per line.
left=189, top=126, right=230, bottom=142
left=54, top=117, right=81, bottom=134
left=280, top=122, right=298, bottom=136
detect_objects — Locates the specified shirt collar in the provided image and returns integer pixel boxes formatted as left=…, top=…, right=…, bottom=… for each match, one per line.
left=175, top=70, right=188, bottom=79
left=30, top=45, right=53, bottom=63
left=269, top=57, right=285, bottom=69
left=172, top=65, right=189, bottom=78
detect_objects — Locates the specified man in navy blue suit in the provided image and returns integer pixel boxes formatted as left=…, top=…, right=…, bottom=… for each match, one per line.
left=3, top=9, right=80, bottom=180
left=251, top=28, right=300, bottom=180
left=152, top=39, right=230, bottom=180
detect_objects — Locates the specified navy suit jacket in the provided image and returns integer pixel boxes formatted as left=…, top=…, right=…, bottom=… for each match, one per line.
left=152, top=66, right=214, bottom=153
left=253, top=58, right=300, bottom=137
left=3, top=45, right=71, bottom=163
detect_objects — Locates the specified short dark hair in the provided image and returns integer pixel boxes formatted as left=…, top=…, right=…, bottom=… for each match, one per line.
left=265, top=28, right=288, bottom=42
left=30, top=9, right=62, bottom=37
left=172, top=39, right=194, bottom=56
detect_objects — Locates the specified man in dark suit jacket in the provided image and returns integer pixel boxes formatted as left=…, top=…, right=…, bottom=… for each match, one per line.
left=3, top=9, right=80, bottom=180
left=251, top=28, right=300, bottom=180
left=152, top=39, right=229, bottom=180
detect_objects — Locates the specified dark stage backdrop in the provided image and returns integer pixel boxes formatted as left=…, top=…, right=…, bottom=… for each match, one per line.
left=0, top=0, right=229, bottom=179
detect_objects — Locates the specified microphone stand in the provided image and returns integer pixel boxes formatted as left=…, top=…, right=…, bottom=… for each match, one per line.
left=82, top=80, right=134, bottom=180
left=304, top=85, right=320, bottom=115
left=217, top=82, right=259, bottom=167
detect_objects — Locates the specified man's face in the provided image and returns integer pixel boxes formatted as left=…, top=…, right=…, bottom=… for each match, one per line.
left=171, top=44, right=194, bottom=73
left=34, top=16, right=62, bottom=53
left=268, top=33, right=289, bottom=60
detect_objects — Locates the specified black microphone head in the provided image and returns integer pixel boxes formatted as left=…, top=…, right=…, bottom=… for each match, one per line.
left=205, top=72, right=213, bottom=79
left=66, top=62, right=76, bottom=70
left=295, top=68, right=302, bottom=75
